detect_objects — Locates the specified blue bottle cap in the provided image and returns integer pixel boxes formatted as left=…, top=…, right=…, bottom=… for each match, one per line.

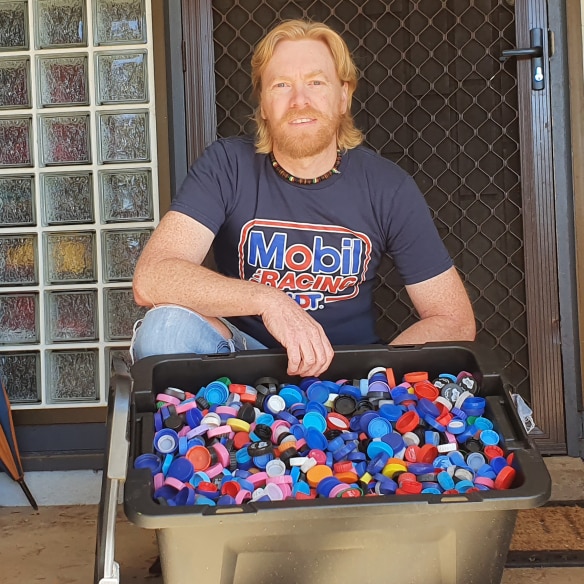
left=154, top=428, right=179, bottom=454
left=447, top=451, right=466, bottom=468
left=408, top=463, right=435, bottom=475
left=292, top=481, right=311, bottom=496
left=299, top=377, right=320, bottom=391
left=194, top=495, right=216, bottom=506
left=421, top=487, right=442, bottom=495
left=305, top=401, right=327, bottom=417
left=378, top=404, right=405, bottom=422
left=306, top=382, right=330, bottom=403
left=277, top=410, right=299, bottom=425
left=437, top=471, right=455, bottom=491
left=338, top=385, right=362, bottom=400
left=327, top=436, right=345, bottom=453
left=424, top=415, right=446, bottom=432
left=474, top=417, right=494, bottom=431
left=466, top=452, right=486, bottom=472
left=359, top=378, right=369, bottom=396
left=432, top=454, right=454, bottom=468
left=480, top=429, right=500, bottom=446
left=359, top=411, right=380, bottom=433
left=455, top=480, right=475, bottom=493
left=279, top=386, right=303, bottom=407
left=187, top=437, right=205, bottom=450
left=173, top=487, right=196, bottom=506
left=367, top=417, right=392, bottom=438
left=305, top=427, right=328, bottom=450
left=134, top=453, right=162, bottom=475
left=450, top=407, right=467, bottom=420
left=333, top=441, right=357, bottom=461
left=186, top=408, right=203, bottom=428
left=167, top=457, right=195, bottom=482
left=326, top=451, right=334, bottom=467
left=178, top=436, right=189, bottom=456
left=367, top=452, right=390, bottom=475
left=218, top=495, right=237, bottom=505
left=381, top=432, right=405, bottom=453
left=425, top=431, right=440, bottom=446
left=366, top=440, right=394, bottom=459
left=204, top=381, right=229, bottom=405
left=290, top=466, right=301, bottom=483
left=417, top=398, right=440, bottom=418
left=342, top=431, right=359, bottom=441
left=476, top=464, right=497, bottom=479
left=154, top=485, right=179, bottom=501
left=439, top=373, right=457, bottom=383
left=154, top=412, right=163, bottom=432
left=253, top=453, right=274, bottom=469
left=373, top=475, right=397, bottom=494
left=490, top=456, right=509, bottom=474
left=290, top=423, right=306, bottom=440
left=354, top=461, right=367, bottom=477
left=255, top=413, right=274, bottom=426
left=316, top=476, right=340, bottom=497
left=303, top=411, right=327, bottom=432
left=347, top=450, right=367, bottom=462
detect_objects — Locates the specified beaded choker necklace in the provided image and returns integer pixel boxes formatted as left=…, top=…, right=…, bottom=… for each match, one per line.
left=269, top=150, right=342, bottom=185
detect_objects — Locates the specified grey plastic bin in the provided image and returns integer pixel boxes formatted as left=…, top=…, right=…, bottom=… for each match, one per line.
left=96, top=342, right=551, bottom=584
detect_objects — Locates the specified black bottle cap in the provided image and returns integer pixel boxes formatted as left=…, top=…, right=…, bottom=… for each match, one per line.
left=334, top=395, right=357, bottom=416
left=254, top=423, right=272, bottom=441
left=247, top=441, right=274, bottom=457
left=164, top=414, right=184, bottom=431
left=237, top=403, right=256, bottom=424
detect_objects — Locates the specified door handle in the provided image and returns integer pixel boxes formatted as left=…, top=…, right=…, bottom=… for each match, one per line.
left=499, top=28, right=545, bottom=91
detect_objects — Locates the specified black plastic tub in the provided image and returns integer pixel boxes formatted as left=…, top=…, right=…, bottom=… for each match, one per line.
left=124, top=342, right=551, bottom=584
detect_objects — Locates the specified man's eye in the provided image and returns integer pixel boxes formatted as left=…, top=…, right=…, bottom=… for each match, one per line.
left=274, top=82, right=287, bottom=88
left=311, top=80, right=323, bottom=85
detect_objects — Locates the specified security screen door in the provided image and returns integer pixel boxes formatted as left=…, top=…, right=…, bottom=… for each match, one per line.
left=184, top=0, right=565, bottom=452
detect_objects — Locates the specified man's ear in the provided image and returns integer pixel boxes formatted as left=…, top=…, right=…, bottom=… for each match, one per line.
left=340, top=82, right=349, bottom=115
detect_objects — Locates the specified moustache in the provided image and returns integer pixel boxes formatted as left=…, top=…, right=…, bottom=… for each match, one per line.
left=282, top=108, right=327, bottom=123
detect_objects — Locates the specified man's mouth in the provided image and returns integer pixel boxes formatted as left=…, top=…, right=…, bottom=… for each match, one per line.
left=290, top=118, right=315, bottom=124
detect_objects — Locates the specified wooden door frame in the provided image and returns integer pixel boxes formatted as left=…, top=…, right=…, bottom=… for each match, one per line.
left=168, top=0, right=581, bottom=454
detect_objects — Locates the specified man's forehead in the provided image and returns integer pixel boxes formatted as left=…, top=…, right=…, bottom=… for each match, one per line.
left=263, top=39, right=338, bottom=77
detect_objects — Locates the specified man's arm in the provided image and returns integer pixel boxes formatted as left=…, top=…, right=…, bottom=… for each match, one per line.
left=390, top=266, right=476, bottom=345
left=133, top=211, right=334, bottom=376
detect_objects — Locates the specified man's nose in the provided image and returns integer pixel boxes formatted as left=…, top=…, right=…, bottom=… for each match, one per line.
left=290, top=83, right=310, bottom=108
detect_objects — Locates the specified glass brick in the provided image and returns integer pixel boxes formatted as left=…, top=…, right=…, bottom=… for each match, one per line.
left=0, top=58, right=30, bottom=109
left=0, top=293, right=38, bottom=344
left=104, top=287, right=146, bottom=340
left=41, top=172, right=93, bottom=225
left=0, top=234, right=37, bottom=285
left=99, top=169, right=152, bottom=222
left=47, top=349, right=98, bottom=402
left=102, top=229, right=151, bottom=282
left=98, top=111, right=150, bottom=163
left=0, top=116, right=32, bottom=167
left=105, top=346, right=131, bottom=392
left=0, top=175, right=35, bottom=226
left=95, top=0, right=146, bottom=45
left=96, top=51, right=147, bottom=104
left=40, top=114, right=91, bottom=166
left=45, top=231, right=96, bottom=284
left=38, top=54, right=89, bottom=107
left=0, top=1, right=28, bottom=50
left=0, top=352, right=40, bottom=403
left=47, top=289, right=97, bottom=342
left=37, top=0, right=86, bottom=48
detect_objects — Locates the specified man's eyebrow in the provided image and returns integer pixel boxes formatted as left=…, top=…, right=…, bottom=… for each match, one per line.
left=267, top=69, right=330, bottom=82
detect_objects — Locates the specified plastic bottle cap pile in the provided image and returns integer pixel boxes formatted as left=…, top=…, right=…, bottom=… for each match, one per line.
left=134, top=367, right=517, bottom=507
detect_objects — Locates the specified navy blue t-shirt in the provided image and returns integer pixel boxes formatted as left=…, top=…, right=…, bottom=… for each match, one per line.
left=171, top=136, right=453, bottom=347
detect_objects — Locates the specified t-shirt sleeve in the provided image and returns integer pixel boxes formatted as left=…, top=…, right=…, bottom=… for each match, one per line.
left=385, top=173, right=453, bottom=285
left=170, top=140, right=236, bottom=235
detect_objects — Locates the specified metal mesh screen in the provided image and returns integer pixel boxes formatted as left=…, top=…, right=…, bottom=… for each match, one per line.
left=212, top=0, right=528, bottom=396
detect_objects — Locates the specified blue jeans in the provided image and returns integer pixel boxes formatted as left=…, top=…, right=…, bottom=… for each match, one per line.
left=130, top=305, right=267, bottom=362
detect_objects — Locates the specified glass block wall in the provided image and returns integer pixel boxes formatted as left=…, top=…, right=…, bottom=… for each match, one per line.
left=0, top=0, right=158, bottom=408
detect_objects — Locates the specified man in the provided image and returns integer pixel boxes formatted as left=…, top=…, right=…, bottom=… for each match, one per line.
left=132, top=20, right=475, bottom=377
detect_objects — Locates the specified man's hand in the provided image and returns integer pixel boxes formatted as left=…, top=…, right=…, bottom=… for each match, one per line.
left=260, top=289, right=334, bottom=378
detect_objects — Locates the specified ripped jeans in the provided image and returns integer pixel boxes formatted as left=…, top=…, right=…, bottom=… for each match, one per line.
left=130, top=305, right=267, bottom=362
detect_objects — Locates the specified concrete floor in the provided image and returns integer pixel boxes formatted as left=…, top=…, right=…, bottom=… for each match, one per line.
left=0, top=456, right=583, bottom=584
